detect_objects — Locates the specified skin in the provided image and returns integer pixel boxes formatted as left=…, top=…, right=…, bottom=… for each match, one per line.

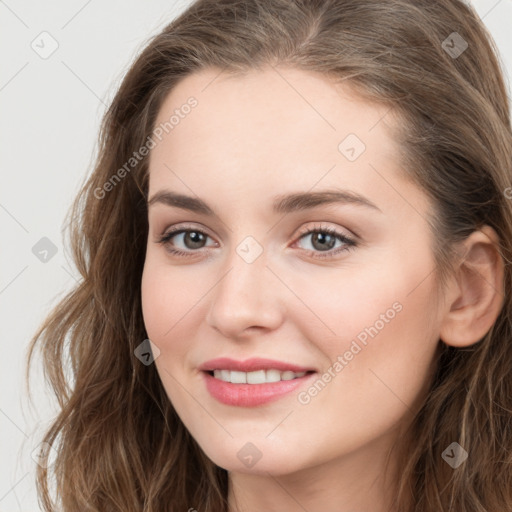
left=140, top=66, right=504, bottom=512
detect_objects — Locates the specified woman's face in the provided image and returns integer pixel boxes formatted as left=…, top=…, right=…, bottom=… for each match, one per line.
left=141, top=66, right=444, bottom=476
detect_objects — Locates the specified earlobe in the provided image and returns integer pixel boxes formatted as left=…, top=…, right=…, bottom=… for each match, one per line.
left=439, top=225, right=505, bottom=348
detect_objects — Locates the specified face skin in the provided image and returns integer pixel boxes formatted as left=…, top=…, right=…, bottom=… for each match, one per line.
left=140, top=66, right=502, bottom=512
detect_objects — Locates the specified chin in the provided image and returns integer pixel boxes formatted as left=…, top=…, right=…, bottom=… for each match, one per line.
left=199, top=441, right=311, bottom=476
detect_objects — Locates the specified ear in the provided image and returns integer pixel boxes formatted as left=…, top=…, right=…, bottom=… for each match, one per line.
left=439, top=225, right=505, bottom=347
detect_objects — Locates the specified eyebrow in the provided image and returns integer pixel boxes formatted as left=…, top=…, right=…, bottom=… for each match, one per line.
left=147, top=189, right=382, bottom=216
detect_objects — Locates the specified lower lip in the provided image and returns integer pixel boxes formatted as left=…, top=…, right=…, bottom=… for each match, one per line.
left=202, top=371, right=316, bottom=407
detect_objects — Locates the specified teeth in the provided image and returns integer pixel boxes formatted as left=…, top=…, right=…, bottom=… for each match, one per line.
left=212, top=369, right=307, bottom=384
left=230, top=371, right=247, bottom=384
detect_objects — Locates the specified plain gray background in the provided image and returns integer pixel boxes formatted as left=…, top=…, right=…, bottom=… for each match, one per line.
left=1, top=1, right=511, bottom=510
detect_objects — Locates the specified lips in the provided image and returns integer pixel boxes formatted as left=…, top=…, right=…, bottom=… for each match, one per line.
left=198, top=357, right=316, bottom=373
left=199, top=357, right=318, bottom=407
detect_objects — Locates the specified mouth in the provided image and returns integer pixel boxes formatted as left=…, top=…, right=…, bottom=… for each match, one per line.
left=201, top=368, right=317, bottom=407
left=198, top=357, right=318, bottom=406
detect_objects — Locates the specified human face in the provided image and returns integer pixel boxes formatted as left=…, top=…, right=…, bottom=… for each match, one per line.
left=141, top=66, right=443, bottom=477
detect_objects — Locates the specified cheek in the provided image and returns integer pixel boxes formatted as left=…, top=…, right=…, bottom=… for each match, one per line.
left=141, top=255, right=219, bottom=378
left=140, top=258, right=196, bottom=348
left=274, top=254, right=409, bottom=356
left=286, top=243, right=441, bottom=386
left=304, top=252, right=440, bottom=415
left=141, top=263, right=169, bottom=339
left=311, top=238, right=437, bottom=344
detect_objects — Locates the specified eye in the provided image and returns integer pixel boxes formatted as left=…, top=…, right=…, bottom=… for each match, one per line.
left=156, top=225, right=216, bottom=257
left=293, top=223, right=357, bottom=259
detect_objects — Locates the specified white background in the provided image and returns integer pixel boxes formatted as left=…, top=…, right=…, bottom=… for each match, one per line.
left=1, top=1, right=511, bottom=510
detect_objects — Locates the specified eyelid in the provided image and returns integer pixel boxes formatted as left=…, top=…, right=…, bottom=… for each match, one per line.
left=293, top=222, right=355, bottom=241
left=156, top=222, right=215, bottom=241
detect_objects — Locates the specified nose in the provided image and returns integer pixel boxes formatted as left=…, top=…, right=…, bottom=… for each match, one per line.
left=205, top=244, right=286, bottom=339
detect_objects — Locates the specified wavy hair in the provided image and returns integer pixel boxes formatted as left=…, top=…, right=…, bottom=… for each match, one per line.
left=27, top=0, right=512, bottom=510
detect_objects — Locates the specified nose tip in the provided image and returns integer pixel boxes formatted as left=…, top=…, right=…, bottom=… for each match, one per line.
left=205, top=257, right=285, bottom=339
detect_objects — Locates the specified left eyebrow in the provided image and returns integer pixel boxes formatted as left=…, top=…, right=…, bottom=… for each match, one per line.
left=272, top=189, right=382, bottom=214
left=147, top=188, right=382, bottom=216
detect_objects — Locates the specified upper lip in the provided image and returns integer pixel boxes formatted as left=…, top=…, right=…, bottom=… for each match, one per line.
left=199, top=357, right=316, bottom=373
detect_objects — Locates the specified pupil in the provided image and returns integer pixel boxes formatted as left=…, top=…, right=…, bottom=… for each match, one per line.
left=312, top=232, right=335, bottom=251
left=186, top=231, right=205, bottom=249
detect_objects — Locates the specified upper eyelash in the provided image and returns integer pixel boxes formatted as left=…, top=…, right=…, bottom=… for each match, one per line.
left=156, top=224, right=357, bottom=259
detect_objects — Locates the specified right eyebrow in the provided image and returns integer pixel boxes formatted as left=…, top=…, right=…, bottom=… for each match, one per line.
left=148, top=190, right=214, bottom=215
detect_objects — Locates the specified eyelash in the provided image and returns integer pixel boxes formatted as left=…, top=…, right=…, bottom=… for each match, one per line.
left=156, top=223, right=357, bottom=260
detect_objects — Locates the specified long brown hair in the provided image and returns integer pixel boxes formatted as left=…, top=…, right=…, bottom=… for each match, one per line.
left=27, top=0, right=512, bottom=510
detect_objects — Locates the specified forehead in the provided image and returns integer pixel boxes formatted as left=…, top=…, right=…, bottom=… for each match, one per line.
left=151, top=65, right=399, bottom=154
left=147, top=66, right=419, bottom=216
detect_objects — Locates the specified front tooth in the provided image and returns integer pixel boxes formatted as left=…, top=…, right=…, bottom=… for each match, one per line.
left=230, top=370, right=247, bottom=384
left=266, top=369, right=281, bottom=382
left=247, top=370, right=266, bottom=384
left=212, top=369, right=307, bottom=383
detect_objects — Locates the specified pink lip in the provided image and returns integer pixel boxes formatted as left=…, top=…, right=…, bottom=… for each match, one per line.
left=198, top=357, right=315, bottom=373
left=198, top=357, right=317, bottom=407
left=201, top=371, right=316, bottom=407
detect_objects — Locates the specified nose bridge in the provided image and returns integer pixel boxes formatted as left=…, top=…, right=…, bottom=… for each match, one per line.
left=206, top=236, right=284, bottom=336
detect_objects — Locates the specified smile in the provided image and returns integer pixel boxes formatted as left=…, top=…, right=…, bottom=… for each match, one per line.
left=211, top=369, right=309, bottom=384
